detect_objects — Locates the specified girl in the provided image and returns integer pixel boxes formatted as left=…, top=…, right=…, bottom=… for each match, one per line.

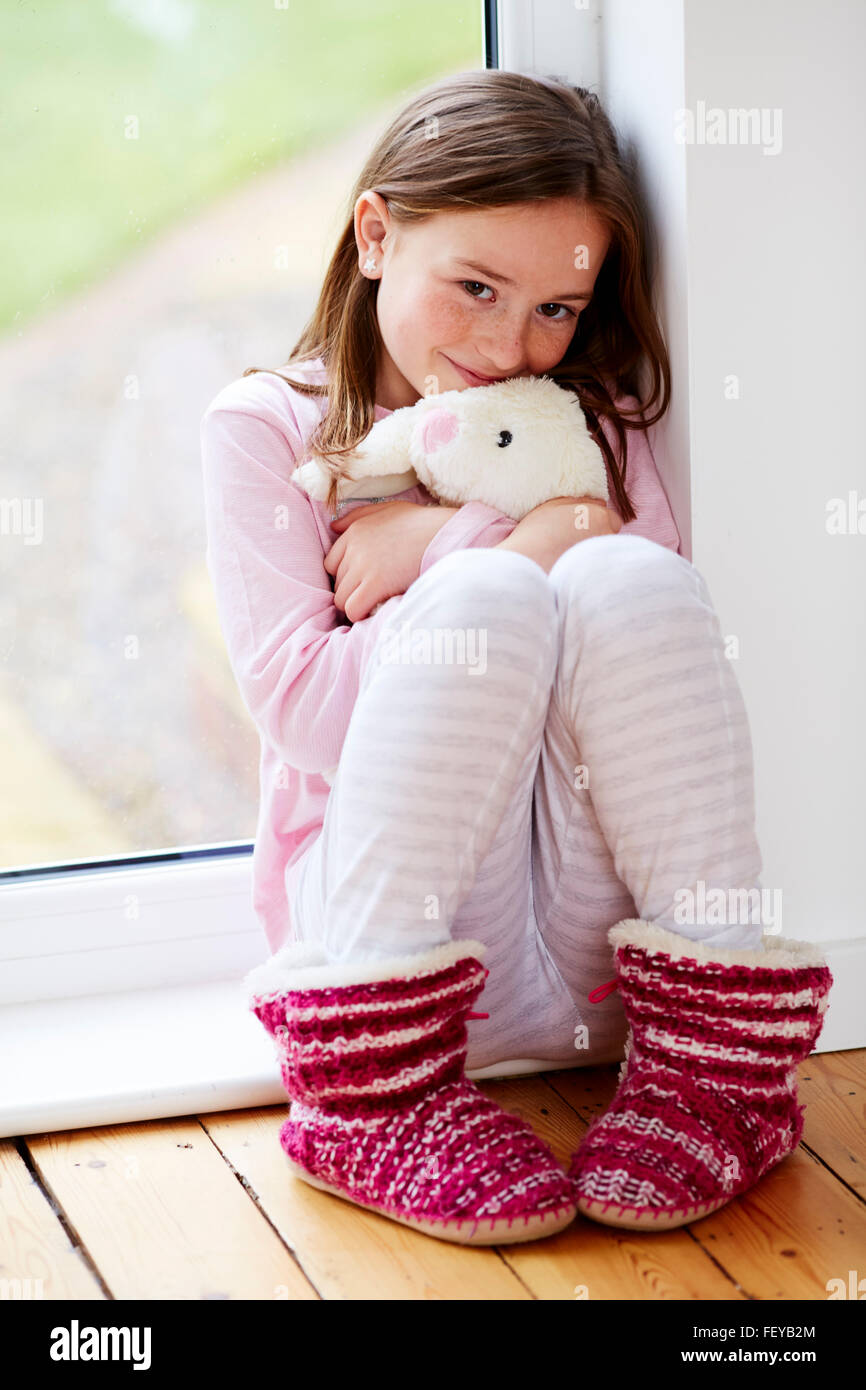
left=202, top=71, right=832, bottom=1246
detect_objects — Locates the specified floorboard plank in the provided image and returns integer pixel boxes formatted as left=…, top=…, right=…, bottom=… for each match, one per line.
left=24, top=1116, right=317, bottom=1300
left=204, top=1108, right=534, bottom=1299
left=0, top=1139, right=105, bottom=1301
left=798, top=1052, right=866, bottom=1196
left=668, top=1147, right=866, bottom=1300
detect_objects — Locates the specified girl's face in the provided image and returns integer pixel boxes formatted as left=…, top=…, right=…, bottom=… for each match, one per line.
left=354, top=193, right=611, bottom=410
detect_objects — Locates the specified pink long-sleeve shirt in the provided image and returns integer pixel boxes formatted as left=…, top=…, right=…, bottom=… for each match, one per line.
left=200, top=356, right=681, bottom=954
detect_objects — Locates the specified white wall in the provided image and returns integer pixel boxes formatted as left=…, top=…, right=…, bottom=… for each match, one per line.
left=677, top=0, right=865, bottom=946
left=513, top=0, right=866, bottom=945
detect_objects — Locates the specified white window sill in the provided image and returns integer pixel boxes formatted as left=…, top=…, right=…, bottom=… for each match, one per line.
left=2, top=978, right=271, bottom=1136
left=0, top=976, right=591, bottom=1138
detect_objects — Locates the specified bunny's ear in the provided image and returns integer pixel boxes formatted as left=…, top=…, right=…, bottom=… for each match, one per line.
left=348, top=407, right=418, bottom=474
left=291, top=460, right=331, bottom=501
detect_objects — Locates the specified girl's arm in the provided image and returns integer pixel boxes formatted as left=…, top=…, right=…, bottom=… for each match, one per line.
left=418, top=500, right=519, bottom=573
left=326, top=500, right=459, bottom=620
left=323, top=498, right=522, bottom=621
left=495, top=496, right=622, bottom=573
left=200, top=404, right=410, bottom=778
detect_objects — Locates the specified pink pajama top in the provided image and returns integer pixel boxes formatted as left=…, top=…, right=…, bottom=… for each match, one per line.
left=200, top=356, right=681, bottom=953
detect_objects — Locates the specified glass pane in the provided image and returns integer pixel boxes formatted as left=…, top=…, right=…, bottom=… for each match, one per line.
left=0, top=0, right=482, bottom=871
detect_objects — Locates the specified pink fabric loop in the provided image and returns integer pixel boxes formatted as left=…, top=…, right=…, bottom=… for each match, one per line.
left=587, top=978, right=619, bottom=1004
left=466, top=1010, right=489, bottom=1020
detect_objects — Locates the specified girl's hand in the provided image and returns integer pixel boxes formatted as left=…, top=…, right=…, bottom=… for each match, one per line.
left=324, top=500, right=457, bottom=622
left=495, top=495, right=622, bottom=574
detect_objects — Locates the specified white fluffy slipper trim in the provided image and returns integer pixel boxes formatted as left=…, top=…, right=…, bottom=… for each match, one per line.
left=608, top=918, right=830, bottom=972
left=243, top=936, right=487, bottom=1002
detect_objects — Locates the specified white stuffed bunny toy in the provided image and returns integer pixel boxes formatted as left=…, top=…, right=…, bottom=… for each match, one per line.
left=291, top=373, right=610, bottom=783
left=293, top=372, right=608, bottom=521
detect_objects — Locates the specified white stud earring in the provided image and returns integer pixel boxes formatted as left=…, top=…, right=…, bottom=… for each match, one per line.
left=363, top=255, right=378, bottom=274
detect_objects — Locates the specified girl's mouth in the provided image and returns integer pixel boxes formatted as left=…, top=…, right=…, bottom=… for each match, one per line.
left=440, top=353, right=507, bottom=387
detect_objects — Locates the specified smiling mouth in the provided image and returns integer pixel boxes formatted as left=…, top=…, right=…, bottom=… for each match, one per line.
left=442, top=354, right=511, bottom=386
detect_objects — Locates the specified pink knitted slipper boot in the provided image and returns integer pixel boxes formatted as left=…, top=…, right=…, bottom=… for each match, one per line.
left=244, top=938, right=578, bottom=1245
left=568, top=919, right=833, bottom=1231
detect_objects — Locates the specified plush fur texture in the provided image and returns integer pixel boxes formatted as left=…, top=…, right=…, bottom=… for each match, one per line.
left=243, top=936, right=487, bottom=1004
left=607, top=917, right=831, bottom=972
left=292, top=374, right=609, bottom=522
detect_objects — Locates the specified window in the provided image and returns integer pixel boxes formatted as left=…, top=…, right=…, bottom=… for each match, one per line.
left=1, top=0, right=483, bottom=876
left=0, top=0, right=485, bottom=1135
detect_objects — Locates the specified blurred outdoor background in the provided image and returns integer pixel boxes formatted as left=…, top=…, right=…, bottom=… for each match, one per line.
left=0, top=0, right=482, bottom=870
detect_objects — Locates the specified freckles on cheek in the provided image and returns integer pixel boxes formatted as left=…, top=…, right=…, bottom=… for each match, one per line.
left=419, top=290, right=474, bottom=340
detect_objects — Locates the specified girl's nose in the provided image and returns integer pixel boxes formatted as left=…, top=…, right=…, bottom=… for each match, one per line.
left=420, top=407, right=459, bottom=454
left=475, top=323, right=530, bottom=377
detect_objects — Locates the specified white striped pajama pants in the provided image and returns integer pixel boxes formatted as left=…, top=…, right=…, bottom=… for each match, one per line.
left=287, top=535, right=765, bottom=1076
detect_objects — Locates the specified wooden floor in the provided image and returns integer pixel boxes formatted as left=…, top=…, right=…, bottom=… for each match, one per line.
left=3, top=1050, right=864, bottom=1300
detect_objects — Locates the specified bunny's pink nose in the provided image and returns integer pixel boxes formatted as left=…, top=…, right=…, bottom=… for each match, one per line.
left=419, top=407, right=459, bottom=454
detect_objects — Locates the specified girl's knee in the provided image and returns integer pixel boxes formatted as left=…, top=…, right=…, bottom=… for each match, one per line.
left=364, top=546, right=558, bottom=694
left=410, top=546, right=558, bottom=629
left=549, top=534, right=703, bottom=619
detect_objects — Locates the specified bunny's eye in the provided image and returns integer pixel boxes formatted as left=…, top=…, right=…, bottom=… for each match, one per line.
left=497, top=430, right=512, bottom=448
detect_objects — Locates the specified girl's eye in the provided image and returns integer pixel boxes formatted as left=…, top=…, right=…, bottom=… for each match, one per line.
left=460, top=281, right=575, bottom=322
left=538, top=302, right=575, bottom=322
left=461, top=280, right=494, bottom=301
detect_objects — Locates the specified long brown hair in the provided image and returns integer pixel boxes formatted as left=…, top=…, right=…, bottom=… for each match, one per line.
left=243, top=69, right=671, bottom=522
